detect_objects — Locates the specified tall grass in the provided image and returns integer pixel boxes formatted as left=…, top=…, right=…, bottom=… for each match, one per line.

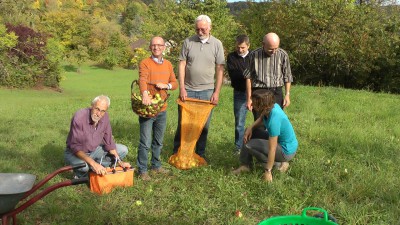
left=0, top=64, right=399, bottom=224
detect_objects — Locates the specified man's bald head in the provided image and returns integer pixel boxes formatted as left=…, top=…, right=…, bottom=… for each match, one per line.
left=263, top=33, right=280, bottom=56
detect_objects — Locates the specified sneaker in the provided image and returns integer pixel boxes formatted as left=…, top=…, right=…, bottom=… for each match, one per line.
left=138, top=172, right=151, bottom=181
left=150, top=167, right=170, bottom=175
left=234, top=149, right=241, bottom=155
left=232, top=165, right=251, bottom=175
left=277, top=162, right=289, bottom=172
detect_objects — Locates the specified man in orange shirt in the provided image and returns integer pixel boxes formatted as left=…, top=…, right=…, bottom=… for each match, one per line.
left=136, top=36, right=178, bottom=181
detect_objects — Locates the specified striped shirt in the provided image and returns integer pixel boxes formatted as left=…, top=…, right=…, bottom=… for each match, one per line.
left=243, top=47, right=293, bottom=88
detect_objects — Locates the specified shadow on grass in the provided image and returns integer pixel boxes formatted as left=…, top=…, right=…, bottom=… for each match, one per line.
left=111, top=117, right=140, bottom=164
left=39, top=127, right=72, bottom=178
left=111, top=118, right=138, bottom=142
left=0, top=143, right=24, bottom=173
left=89, top=63, right=114, bottom=70
left=40, top=143, right=66, bottom=170
left=63, top=64, right=78, bottom=72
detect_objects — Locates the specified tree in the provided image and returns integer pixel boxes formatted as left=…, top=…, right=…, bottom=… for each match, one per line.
left=0, top=0, right=39, bottom=26
left=141, top=0, right=239, bottom=68
left=0, top=23, right=18, bottom=51
left=0, top=23, right=18, bottom=86
left=68, top=45, right=89, bottom=73
left=239, top=0, right=400, bottom=92
left=100, top=32, right=131, bottom=69
left=36, top=0, right=132, bottom=69
left=37, top=9, right=92, bottom=53
left=121, top=1, right=148, bottom=38
left=89, top=19, right=131, bottom=69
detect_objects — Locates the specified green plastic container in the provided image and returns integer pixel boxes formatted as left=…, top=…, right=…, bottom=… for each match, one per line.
left=258, top=207, right=338, bottom=225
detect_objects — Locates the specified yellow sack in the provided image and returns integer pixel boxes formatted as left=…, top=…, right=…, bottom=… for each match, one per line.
left=169, top=98, right=215, bottom=170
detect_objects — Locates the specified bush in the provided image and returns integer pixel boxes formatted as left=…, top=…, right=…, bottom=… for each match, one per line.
left=130, top=47, right=148, bottom=69
left=0, top=23, right=62, bottom=89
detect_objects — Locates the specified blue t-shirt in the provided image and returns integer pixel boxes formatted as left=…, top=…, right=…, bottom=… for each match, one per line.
left=263, top=104, right=298, bottom=155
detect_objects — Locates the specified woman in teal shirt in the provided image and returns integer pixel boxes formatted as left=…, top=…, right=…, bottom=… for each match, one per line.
left=232, top=89, right=298, bottom=182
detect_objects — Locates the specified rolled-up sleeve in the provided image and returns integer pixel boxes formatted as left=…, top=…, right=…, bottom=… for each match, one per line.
left=67, top=116, right=85, bottom=154
left=282, top=54, right=293, bottom=83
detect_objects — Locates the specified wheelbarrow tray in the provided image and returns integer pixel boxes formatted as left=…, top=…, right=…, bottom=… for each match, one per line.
left=0, top=173, right=36, bottom=215
left=1, top=163, right=88, bottom=225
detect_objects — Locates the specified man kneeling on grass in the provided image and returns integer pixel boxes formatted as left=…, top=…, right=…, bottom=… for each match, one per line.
left=64, top=95, right=131, bottom=178
left=232, top=90, right=298, bottom=182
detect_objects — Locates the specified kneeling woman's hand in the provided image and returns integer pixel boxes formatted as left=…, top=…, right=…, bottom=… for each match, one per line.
left=263, top=171, right=273, bottom=182
left=243, top=128, right=253, bottom=144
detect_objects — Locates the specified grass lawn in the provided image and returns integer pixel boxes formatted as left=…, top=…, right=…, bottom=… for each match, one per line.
left=1, top=64, right=399, bottom=224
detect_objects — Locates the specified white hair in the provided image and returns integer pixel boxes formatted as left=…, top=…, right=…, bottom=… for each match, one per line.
left=92, top=95, right=110, bottom=107
left=195, top=15, right=212, bottom=25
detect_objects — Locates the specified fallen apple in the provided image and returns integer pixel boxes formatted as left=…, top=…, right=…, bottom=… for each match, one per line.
left=235, top=210, right=243, bottom=218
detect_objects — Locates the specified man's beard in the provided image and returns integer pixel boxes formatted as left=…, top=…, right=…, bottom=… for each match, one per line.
left=91, top=114, right=100, bottom=124
left=198, top=34, right=208, bottom=40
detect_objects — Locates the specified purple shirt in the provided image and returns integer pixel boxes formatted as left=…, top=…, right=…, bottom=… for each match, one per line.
left=66, top=108, right=116, bottom=154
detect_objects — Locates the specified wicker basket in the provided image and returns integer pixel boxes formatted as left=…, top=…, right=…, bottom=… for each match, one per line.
left=130, top=80, right=168, bottom=118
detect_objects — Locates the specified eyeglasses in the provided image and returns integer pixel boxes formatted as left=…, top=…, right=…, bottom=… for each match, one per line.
left=150, top=44, right=165, bottom=48
left=93, top=107, right=107, bottom=114
left=195, top=28, right=208, bottom=33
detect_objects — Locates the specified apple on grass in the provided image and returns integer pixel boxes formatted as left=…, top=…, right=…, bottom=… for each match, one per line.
left=235, top=210, right=243, bottom=218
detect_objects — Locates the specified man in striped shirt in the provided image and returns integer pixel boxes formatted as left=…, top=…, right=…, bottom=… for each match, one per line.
left=244, top=32, right=293, bottom=121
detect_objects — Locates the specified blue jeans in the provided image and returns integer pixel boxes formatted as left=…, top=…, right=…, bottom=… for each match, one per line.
left=137, top=111, right=167, bottom=174
left=173, top=89, right=214, bottom=157
left=64, top=144, right=128, bottom=177
left=233, top=90, right=247, bottom=149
